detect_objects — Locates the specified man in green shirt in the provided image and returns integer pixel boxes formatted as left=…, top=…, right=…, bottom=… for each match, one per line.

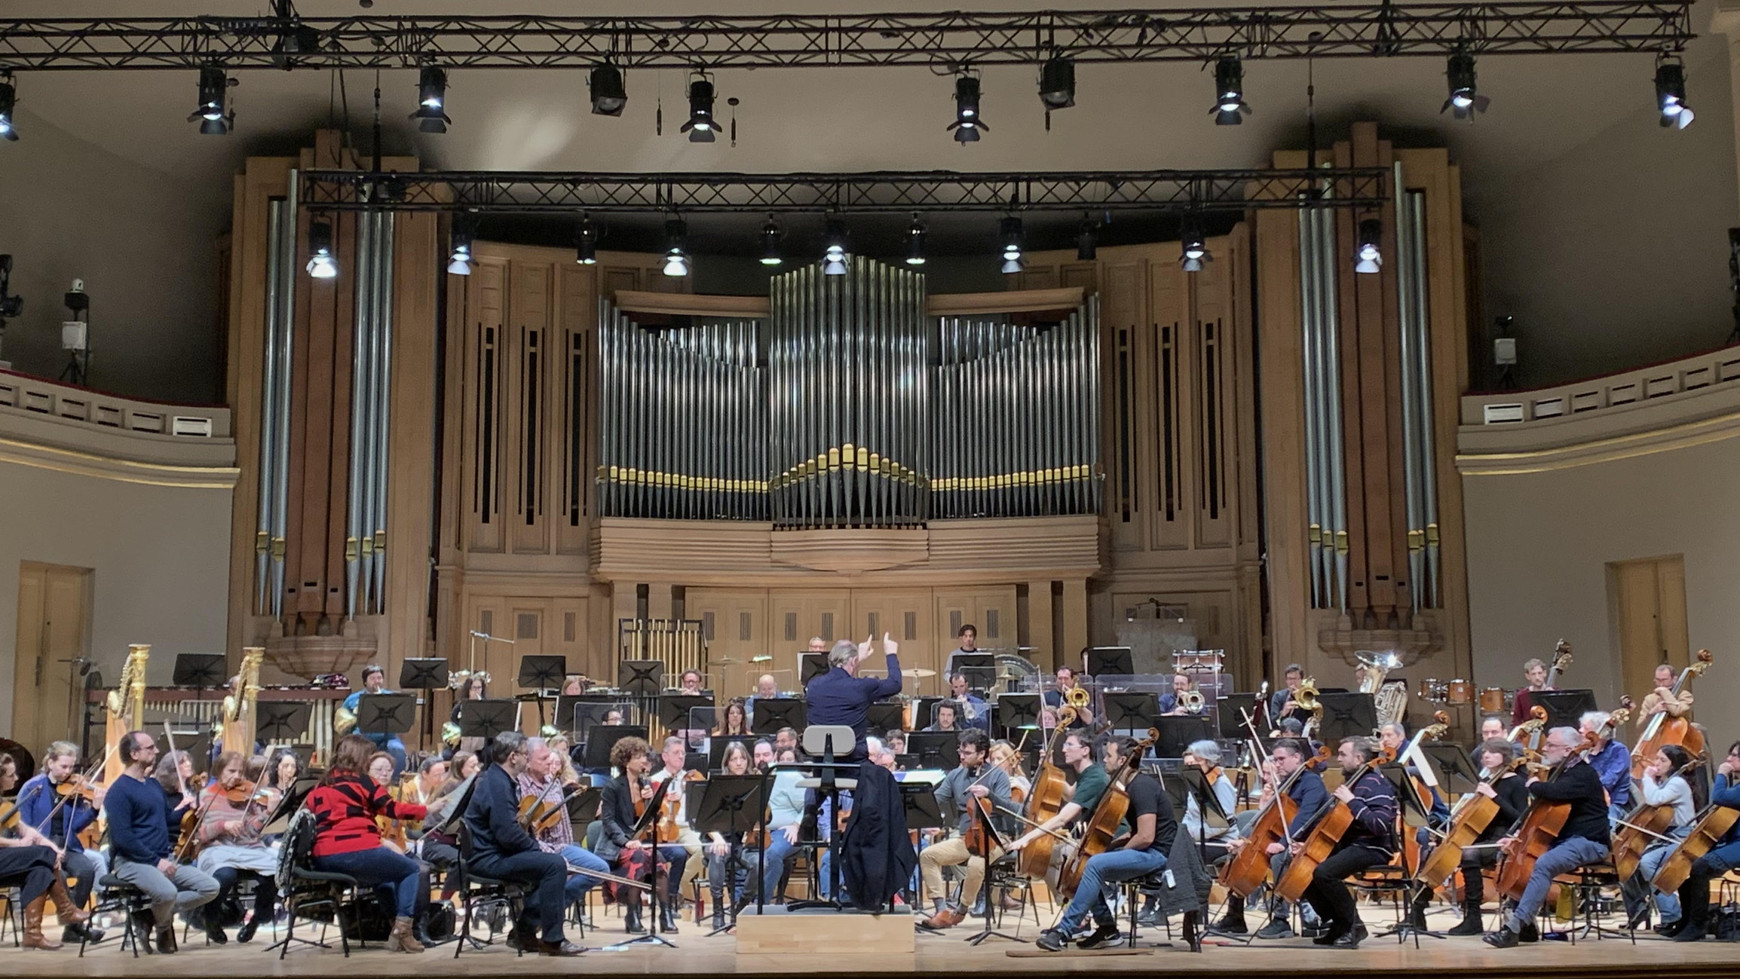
left=1006, top=731, right=1108, bottom=853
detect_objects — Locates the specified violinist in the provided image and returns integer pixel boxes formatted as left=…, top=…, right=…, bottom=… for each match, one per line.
left=1659, top=739, right=1740, bottom=943
left=917, top=729, right=1015, bottom=929
left=1483, top=726, right=1611, bottom=948
left=704, top=741, right=756, bottom=928
left=649, top=736, right=707, bottom=924
left=192, top=751, right=280, bottom=944
left=265, top=747, right=302, bottom=795
left=1036, top=753, right=1176, bottom=952
left=103, top=731, right=219, bottom=954
left=1220, top=738, right=1327, bottom=938
left=1005, top=731, right=1110, bottom=853
left=16, top=741, right=106, bottom=944
left=0, top=750, right=18, bottom=796
left=1412, top=738, right=1529, bottom=936
left=1510, top=657, right=1554, bottom=726
left=0, top=807, right=90, bottom=951
left=304, top=733, right=430, bottom=953
left=1578, top=710, right=1633, bottom=823
left=1293, top=737, right=1399, bottom=949
left=463, top=732, right=584, bottom=956
left=596, top=736, right=686, bottom=934
left=1640, top=663, right=1693, bottom=719
left=868, top=736, right=900, bottom=774
left=1617, top=744, right=1697, bottom=933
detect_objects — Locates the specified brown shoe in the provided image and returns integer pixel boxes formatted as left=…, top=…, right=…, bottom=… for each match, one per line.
left=49, top=877, right=91, bottom=927
left=23, top=897, right=63, bottom=950
left=920, top=907, right=966, bottom=930
left=389, top=916, right=426, bottom=953
left=155, top=926, right=178, bottom=955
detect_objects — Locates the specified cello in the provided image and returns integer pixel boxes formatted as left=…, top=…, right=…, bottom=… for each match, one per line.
left=1493, top=705, right=1628, bottom=901
left=1016, top=702, right=1079, bottom=878
left=1650, top=803, right=1740, bottom=895
left=1273, top=741, right=1398, bottom=903
left=1630, top=648, right=1712, bottom=779
left=1612, top=749, right=1702, bottom=881
left=1052, top=728, right=1159, bottom=901
left=1414, top=754, right=1524, bottom=892
left=1218, top=747, right=1321, bottom=897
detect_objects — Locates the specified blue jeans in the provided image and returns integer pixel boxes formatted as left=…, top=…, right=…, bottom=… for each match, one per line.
left=313, top=847, right=425, bottom=919
left=471, top=848, right=569, bottom=942
left=560, top=844, right=608, bottom=905
left=745, top=829, right=799, bottom=904
left=1055, top=848, right=1168, bottom=935
left=1507, top=836, right=1609, bottom=931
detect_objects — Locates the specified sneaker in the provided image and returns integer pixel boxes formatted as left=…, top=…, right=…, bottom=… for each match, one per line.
left=1077, top=923, right=1122, bottom=949
left=1135, top=909, right=1161, bottom=927
left=1254, top=919, right=1294, bottom=940
left=1482, top=926, right=1519, bottom=949
left=1035, top=928, right=1068, bottom=952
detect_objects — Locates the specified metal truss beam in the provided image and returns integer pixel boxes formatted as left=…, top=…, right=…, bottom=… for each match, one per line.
left=297, top=168, right=1391, bottom=215
left=0, top=4, right=1693, bottom=72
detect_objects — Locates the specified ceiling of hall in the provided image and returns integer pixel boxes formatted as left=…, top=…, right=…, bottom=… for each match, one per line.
left=3, top=0, right=1730, bottom=220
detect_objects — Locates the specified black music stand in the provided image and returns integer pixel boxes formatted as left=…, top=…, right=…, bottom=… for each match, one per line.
left=355, top=693, right=417, bottom=748
left=516, top=655, right=566, bottom=730
left=619, top=660, right=664, bottom=698
left=257, top=776, right=320, bottom=837
left=1085, top=646, right=1133, bottom=678
left=1218, top=698, right=1261, bottom=740
left=1534, top=689, right=1597, bottom=731
left=453, top=698, right=515, bottom=742
left=867, top=701, right=906, bottom=735
left=172, top=652, right=227, bottom=691
left=749, top=698, right=805, bottom=736
left=1373, top=761, right=1437, bottom=944
left=1165, top=767, right=1227, bottom=864
left=1315, top=692, right=1379, bottom=744
left=798, top=653, right=830, bottom=687
left=707, top=735, right=753, bottom=770
left=995, top=694, right=1040, bottom=732
left=906, top=732, right=960, bottom=772
left=255, top=701, right=313, bottom=746
left=963, top=801, right=1019, bottom=945
left=581, top=725, right=648, bottom=769
left=1105, top=692, right=1160, bottom=734
left=1155, top=716, right=1213, bottom=758
left=693, top=774, right=765, bottom=935
left=951, top=654, right=995, bottom=693
left=660, top=695, right=715, bottom=731
left=785, top=729, right=859, bottom=913
left=1418, top=744, right=1481, bottom=799
left=400, top=658, right=450, bottom=751
left=605, top=778, right=676, bottom=950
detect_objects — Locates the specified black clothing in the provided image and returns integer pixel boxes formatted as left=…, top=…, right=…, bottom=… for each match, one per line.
left=1528, top=760, right=1610, bottom=846
left=839, top=763, right=917, bottom=911
left=1123, top=773, right=1178, bottom=854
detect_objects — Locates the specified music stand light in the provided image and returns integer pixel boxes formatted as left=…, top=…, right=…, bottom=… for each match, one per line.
left=748, top=697, right=805, bottom=736
left=867, top=701, right=905, bottom=734
left=619, top=660, right=664, bottom=698
left=581, top=724, right=648, bottom=770
left=1085, top=646, right=1134, bottom=678
left=1104, top=692, right=1159, bottom=732
left=1315, top=692, right=1379, bottom=744
left=1154, top=715, right=1213, bottom=757
left=172, top=653, right=227, bottom=689
left=453, top=698, right=515, bottom=741
left=255, top=701, right=313, bottom=745
left=798, top=652, right=830, bottom=687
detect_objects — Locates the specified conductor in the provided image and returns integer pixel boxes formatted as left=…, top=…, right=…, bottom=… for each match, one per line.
left=804, top=634, right=902, bottom=762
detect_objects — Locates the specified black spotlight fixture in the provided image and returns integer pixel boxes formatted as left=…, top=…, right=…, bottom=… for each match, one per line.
left=589, top=64, right=627, bottom=117
left=823, top=217, right=849, bottom=275
left=662, top=217, right=690, bottom=277
left=447, top=216, right=475, bottom=276
left=1075, top=213, right=1098, bottom=261
left=189, top=67, right=233, bottom=135
left=681, top=71, right=717, bottom=143
left=759, top=216, right=784, bottom=267
left=999, top=216, right=1025, bottom=274
left=411, top=66, right=451, bottom=133
left=1355, top=217, right=1383, bottom=274
left=1655, top=55, right=1694, bottom=130
left=1442, top=50, right=1490, bottom=121
left=306, top=220, right=338, bottom=279
left=904, top=214, right=928, bottom=266
left=948, top=73, right=987, bottom=143
left=0, top=72, right=17, bottom=142
left=1179, top=217, right=1211, bottom=273
left=574, top=216, right=598, bottom=265
left=1211, top=56, right=1250, bottom=126
left=1039, top=55, right=1076, bottom=110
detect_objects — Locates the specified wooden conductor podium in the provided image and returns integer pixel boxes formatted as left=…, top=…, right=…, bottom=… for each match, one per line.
left=734, top=906, right=915, bottom=956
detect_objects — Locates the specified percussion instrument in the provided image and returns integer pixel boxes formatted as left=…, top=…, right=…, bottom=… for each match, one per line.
left=1416, top=678, right=1441, bottom=702
left=1479, top=687, right=1507, bottom=713
left=901, top=668, right=937, bottom=679
left=1446, top=679, right=1473, bottom=705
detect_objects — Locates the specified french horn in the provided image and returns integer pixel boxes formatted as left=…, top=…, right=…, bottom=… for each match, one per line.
left=334, top=705, right=358, bottom=736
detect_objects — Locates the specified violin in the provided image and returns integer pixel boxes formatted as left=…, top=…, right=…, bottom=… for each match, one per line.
left=54, top=774, right=100, bottom=805
left=1631, top=648, right=1713, bottom=780
left=656, top=770, right=705, bottom=844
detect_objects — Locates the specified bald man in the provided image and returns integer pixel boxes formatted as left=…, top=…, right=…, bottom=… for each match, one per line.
left=748, top=674, right=780, bottom=727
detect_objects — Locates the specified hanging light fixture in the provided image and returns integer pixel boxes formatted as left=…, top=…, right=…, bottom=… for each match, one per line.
left=189, top=66, right=232, bottom=135
left=1210, top=56, right=1250, bottom=126
left=1655, top=55, right=1694, bottom=130
left=681, top=71, right=717, bottom=142
left=0, top=72, right=18, bottom=142
left=947, top=73, right=987, bottom=144
left=447, top=216, right=475, bottom=276
left=306, top=220, right=338, bottom=279
left=759, top=216, right=784, bottom=267
left=999, top=215, right=1024, bottom=274
left=1179, top=216, right=1211, bottom=273
left=904, top=214, right=928, bottom=266
left=1442, top=50, right=1490, bottom=121
left=1038, top=56, right=1076, bottom=110
left=1075, top=213, right=1098, bottom=261
left=589, top=64, right=627, bottom=117
left=574, top=216, right=598, bottom=265
left=823, top=217, right=849, bottom=275
left=411, top=66, right=451, bottom=134
left=662, top=217, right=690, bottom=277
left=1355, top=217, right=1383, bottom=274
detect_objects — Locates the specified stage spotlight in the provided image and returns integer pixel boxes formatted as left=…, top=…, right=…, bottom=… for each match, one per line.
left=0, top=73, right=17, bottom=142
left=948, top=73, right=987, bottom=143
left=589, top=64, right=627, bottom=117
left=759, top=216, right=784, bottom=267
left=411, top=66, right=451, bottom=133
left=306, top=220, right=338, bottom=279
left=1180, top=221, right=1211, bottom=273
left=681, top=73, right=717, bottom=143
left=189, top=67, right=232, bottom=135
left=663, top=217, right=690, bottom=277
left=905, top=214, right=928, bottom=266
left=1655, top=56, right=1694, bottom=130
left=574, top=217, right=598, bottom=265
left=1211, top=56, right=1250, bottom=126
left=1000, top=216, right=1024, bottom=274
left=1442, top=51, right=1490, bottom=121
left=823, top=217, right=849, bottom=275
left=447, top=218, right=474, bottom=276
left=1355, top=218, right=1383, bottom=274
left=1075, top=213, right=1098, bottom=261
left=1039, top=56, right=1076, bottom=110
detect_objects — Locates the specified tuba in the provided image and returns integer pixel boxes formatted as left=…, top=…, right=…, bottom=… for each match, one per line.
left=1356, top=650, right=1409, bottom=726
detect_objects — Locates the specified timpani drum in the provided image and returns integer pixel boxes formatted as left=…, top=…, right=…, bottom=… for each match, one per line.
left=1416, top=678, right=1441, bottom=702
left=1446, top=679, right=1473, bottom=704
left=1478, top=686, right=1507, bottom=713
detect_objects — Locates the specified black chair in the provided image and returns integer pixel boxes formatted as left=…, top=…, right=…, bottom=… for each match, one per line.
left=270, top=809, right=361, bottom=958
left=985, top=854, right=1042, bottom=935
left=0, top=885, right=20, bottom=948
left=79, top=875, right=152, bottom=958
left=452, top=822, right=530, bottom=958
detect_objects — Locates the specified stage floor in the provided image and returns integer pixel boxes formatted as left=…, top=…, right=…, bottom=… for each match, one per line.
left=1, top=908, right=1732, bottom=979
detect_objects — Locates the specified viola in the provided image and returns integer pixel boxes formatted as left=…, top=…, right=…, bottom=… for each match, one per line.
left=54, top=774, right=100, bottom=804
left=1053, top=728, right=1159, bottom=900
left=1016, top=704, right=1078, bottom=879
left=1631, top=649, right=1713, bottom=780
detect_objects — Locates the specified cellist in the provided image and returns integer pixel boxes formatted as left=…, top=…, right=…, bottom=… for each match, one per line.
left=1663, top=739, right=1740, bottom=943
left=1483, top=726, right=1610, bottom=948
left=1290, top=737, right=1399, bottom=949
left=1219, top=738, right=1328, bottom=938
left=1004, top=731, right=1110, bottom=851
left=1411, top=737, right=1529, bottom=936
left=1617, top=744, right=1697, bottom=933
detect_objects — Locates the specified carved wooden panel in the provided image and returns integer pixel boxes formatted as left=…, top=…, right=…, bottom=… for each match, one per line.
left=464, top=259, right=507, bottom=552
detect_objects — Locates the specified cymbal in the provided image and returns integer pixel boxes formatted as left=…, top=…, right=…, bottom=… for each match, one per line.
left=750, top=655, right=774, bottom=663
left=712, top=656, right=744, bottom=666
left=901, top=668, right=937, bottom=678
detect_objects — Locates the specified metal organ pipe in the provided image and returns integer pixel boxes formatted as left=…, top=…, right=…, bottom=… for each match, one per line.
left=257, top=201, right=285, bottom=616
left=1398, top=185, right=1440, bottom=609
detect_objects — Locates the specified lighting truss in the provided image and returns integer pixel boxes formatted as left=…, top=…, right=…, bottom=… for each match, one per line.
left=297, top=168, right=1391, bottom=215
left=0, top=4, right=1692, bottom=71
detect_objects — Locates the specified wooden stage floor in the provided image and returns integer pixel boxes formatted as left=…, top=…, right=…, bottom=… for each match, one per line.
left=1, top=906, right=1734, bottom=979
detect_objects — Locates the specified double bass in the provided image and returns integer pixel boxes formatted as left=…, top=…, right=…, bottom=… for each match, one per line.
left=1630, top=648, right=1713, bottom=779
left=1053, top=728, right=1159, bottom=901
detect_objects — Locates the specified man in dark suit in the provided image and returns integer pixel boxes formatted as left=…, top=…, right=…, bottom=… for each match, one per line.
left=463, top=732, right=583, bottom=956
left=805, top=634, right=902, bottom=762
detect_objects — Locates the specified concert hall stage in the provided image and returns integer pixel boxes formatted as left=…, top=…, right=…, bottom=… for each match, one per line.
left=1, top=927, right=1731, bottom=979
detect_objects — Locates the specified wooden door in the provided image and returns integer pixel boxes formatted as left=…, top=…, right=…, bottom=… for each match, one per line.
left=11, top=563, right=94, bottom=753
left=687, top=588, right=770, bottom=700
left=1611, top=555, right=1689, bottom=707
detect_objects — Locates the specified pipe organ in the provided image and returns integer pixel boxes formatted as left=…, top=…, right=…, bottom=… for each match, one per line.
left=596, top=257, right=1100, bottom=530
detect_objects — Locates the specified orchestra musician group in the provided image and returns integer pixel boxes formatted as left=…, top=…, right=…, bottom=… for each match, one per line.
left=2, top=638, right=1735, bottom=964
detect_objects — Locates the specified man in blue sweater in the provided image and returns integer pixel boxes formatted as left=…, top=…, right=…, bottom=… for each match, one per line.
left=1666, top=739, right=1740, bottom=942
left=804, top=634, right=902, bottom=762
left=1225, top=737, right=1328, bottom=938
left=103, top=731, right=218, bottom=954
left=462, top=731, right=582, bottom=956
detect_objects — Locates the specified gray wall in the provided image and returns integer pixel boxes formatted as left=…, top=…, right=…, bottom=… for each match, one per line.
left=1472, top=45, right=1740, bottom=390
left=0, top=107, right=227, bottom=404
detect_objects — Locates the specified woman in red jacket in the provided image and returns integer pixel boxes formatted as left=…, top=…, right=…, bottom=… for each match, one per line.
left=304, top=734, right=429, bottom=952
